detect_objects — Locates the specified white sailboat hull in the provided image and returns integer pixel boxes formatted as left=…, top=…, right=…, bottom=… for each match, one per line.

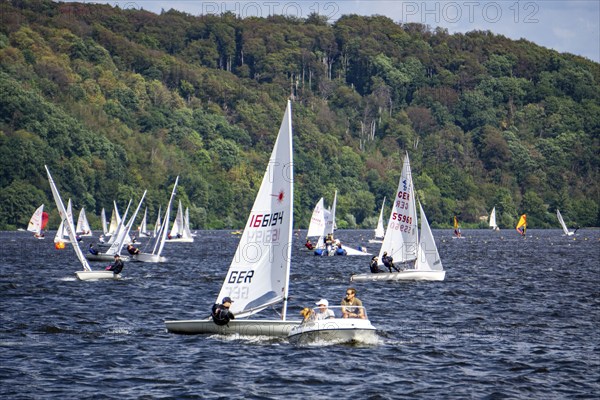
left=288, top=319, right=377, bottom=345
left=343, top=246, right=372, bottom=256
left=368, top=238, right=383, bottom=244
left=350, top=270, right=446, bottom=282
left=164, top=319, right=302, bottom=337
left=132, top=253, right=167, bottom=263
left=75, top=270, right=120, bottom=281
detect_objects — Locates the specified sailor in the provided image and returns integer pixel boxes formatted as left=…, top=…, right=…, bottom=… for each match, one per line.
left=370, top=256, right=384, bottom=273
left=106, top=254, right=124, bottom=275
left=88, top=243, right=99, bottom=255
left=127, top=243, right=140, bottom=255
left=211, top=297, right=235, bottom=326
left=382, top=251, right=400, bottom=272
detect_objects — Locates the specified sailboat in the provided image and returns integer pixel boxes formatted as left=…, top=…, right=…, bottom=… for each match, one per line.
left=100, top=208, right=109, bottom=236
left=132, top=177, right=178, bottom=263
left=76, top=208, right=93, bottom=236
left=489, top=207, right=499, bottom=231
left=368, top=197, right=386, bottom=244
left=27, top=205, right=48, bottom=239
left=556, top=209, right=575, bottom=236
left=351, top=153, right=445, bottom=282
left=54, top=199, right=74, bottom=244
left=45, top=166, right=119, bottom=281
left=152, top=206, right=162, bottom=238
left=138, top=208, right=152, bottom=238
left=452, top=215, right=464, bottom=239
left=165, top=200, right=194, bottom=243
left=309, top=191, right=370, bottom=256
left=165, top=100, right=301, bottom=337
left=106, top=202, right=120, bottom=237
left=516, top=214, right=527, bottom=236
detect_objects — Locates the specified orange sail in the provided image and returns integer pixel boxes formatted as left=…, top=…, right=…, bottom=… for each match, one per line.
left=516, top=214, right=527, bottom=236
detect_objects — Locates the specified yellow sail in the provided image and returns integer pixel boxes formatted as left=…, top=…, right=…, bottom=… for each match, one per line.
left=516, top=214, right=527, bottom=235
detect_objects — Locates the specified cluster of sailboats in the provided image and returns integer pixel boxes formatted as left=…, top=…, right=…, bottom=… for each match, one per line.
left=32, top=100, right=580, bottom=345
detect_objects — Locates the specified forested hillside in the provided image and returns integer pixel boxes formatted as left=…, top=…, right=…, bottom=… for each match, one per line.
left=0, top=0, right=598, bottom=230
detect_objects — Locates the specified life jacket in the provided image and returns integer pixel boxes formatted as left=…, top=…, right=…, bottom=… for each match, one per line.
left=211, top=304, right=231, bottom=326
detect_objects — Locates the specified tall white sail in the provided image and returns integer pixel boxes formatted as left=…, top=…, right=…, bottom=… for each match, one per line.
left=325, top=190, right=337, bottom=236
left=169, top=200, right=184, bottom=237
left=139, top=208, right=148, bottom=236
left=54, top=199, right=73, bottom=243
left=153, top=206, right=162, bottom=238
left=307, top=198, right=326, bottom=238
left=415, top=202, right=443, bottom=271
left=556, top=209, right=574, bottom=236
left=378, top=153, right=418, bottom=264
left=216, top=100, right=294, bottom=319
left=106, top=194, right=146, bottom=255
left=154, top=179, right=178, bottom=256
left=76, top=208, right=92, bottom=236
left=101, top=208, right=108, bottom=235
left=45, top=166, right=92, bottom=272
left=489, top=207, right=498, bottom=230
left=107, top=202, right=120, bottom=236
left=374, top=197, right=386, bottom=239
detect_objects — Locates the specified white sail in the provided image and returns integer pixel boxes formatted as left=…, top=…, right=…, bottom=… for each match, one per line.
left=45, top=166, right=92, bottom=272
left=54, top=199, right=73, bottom=243
left=106, top=194, right=146, bottom=255
left=184, top=207, right=193, bottom=238
left=325, top=190, right=337, bottom=236
left=307, top=198, right=326, bottom=238
left=76, top=208, right=92, bottom=236
left=153, top=206, right=162, bottom=238
left=107, top=202, right=120, bottom=236
left=374, top=197, right=386, bottom=239
left=169, top=201, right=184, bottom=237
left=216, top=100, right=294, bottom=319
left=27, top=205, right=45, bottom=235
left=378, top=153, right=418, bottom=264
left=155, top=179, right=178, bottom=256
left=489, top=207, right=498, bottom=230
left=556, top=209, right=574, bottom=236
left=415, top=202, right=443, bottom=271
left=101, top=208, right=108, bottom=235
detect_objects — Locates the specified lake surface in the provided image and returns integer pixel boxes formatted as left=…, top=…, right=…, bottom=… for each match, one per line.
left=1, top=229, right=599, bottom=399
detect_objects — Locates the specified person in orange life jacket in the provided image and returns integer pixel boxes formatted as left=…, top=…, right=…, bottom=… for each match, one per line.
left=211, top=297, right=235, bottom=326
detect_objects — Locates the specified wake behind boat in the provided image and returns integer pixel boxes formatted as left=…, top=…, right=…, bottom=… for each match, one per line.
left=165, top=100, right=301, bottom=336
left=288, top=306, right=377, bottom=345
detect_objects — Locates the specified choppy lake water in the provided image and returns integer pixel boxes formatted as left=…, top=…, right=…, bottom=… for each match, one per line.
left=1, top=229, right=599, bottom=399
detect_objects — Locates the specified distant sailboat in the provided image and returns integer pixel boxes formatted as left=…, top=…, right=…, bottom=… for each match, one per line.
left=556, top=209, right=575, bottom=236
left=100, top=208, right=109, bottom=236
left=489, top=207, right=499, bottom=231
left=369, top=197, right=386, bottom=244
left=54, top=199, right=74, bottom=244
left=138, top=208, right=152, bottom=238
left=351, top=153, right=445, bottom=282
left=27, top=205, right=48, bottom=239
left=166, top=200, right=194, bottom=243
left=132, top=178, right=178, bottom=263
left=452, top=215, right=464, bottom=239
left=107, top=202, right=120, bottom=237
left=516, top=214, right=527, bottom=236
left=76, top=208, right=93, bottom=236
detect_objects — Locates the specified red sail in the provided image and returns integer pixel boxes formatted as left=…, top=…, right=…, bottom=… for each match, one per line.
left=41, top=212, right=49, bottom=230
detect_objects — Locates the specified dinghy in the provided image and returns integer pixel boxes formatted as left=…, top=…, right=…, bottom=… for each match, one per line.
left=27, top=204, right=48, bottom=239
left=165, top=100, right=301, bottom=337
left=165, top=200, right=194, bottom=243
left=76, top=208, right=93, bottom=236
left=516, top=214, right=527, bottom=236
left=452, top=215, right=465, bottom=239
left=45, top=166, right=120, bottom=281
left=288, top=303, right=377, bottom=345
left=556, top=209, right=575, bottom=236
left=489, top=207, right=500, bottom=231
left=132, top=177, right=178, bottom=263
left=368, top=197, right=386, bottom=244
left=54, top=199, right=74, bottom=244
left=351, top=153, right=445, bottom=282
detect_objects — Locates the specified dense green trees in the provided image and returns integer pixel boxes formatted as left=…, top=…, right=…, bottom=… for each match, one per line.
left=0, top=0, right=598, bottom=230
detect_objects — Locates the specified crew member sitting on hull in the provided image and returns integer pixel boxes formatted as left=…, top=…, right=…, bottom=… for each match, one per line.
left=211, top=297, right=235, bottom=326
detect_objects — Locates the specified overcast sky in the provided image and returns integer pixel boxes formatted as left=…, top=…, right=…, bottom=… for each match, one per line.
left=70, top=1, right=599, bottom=62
